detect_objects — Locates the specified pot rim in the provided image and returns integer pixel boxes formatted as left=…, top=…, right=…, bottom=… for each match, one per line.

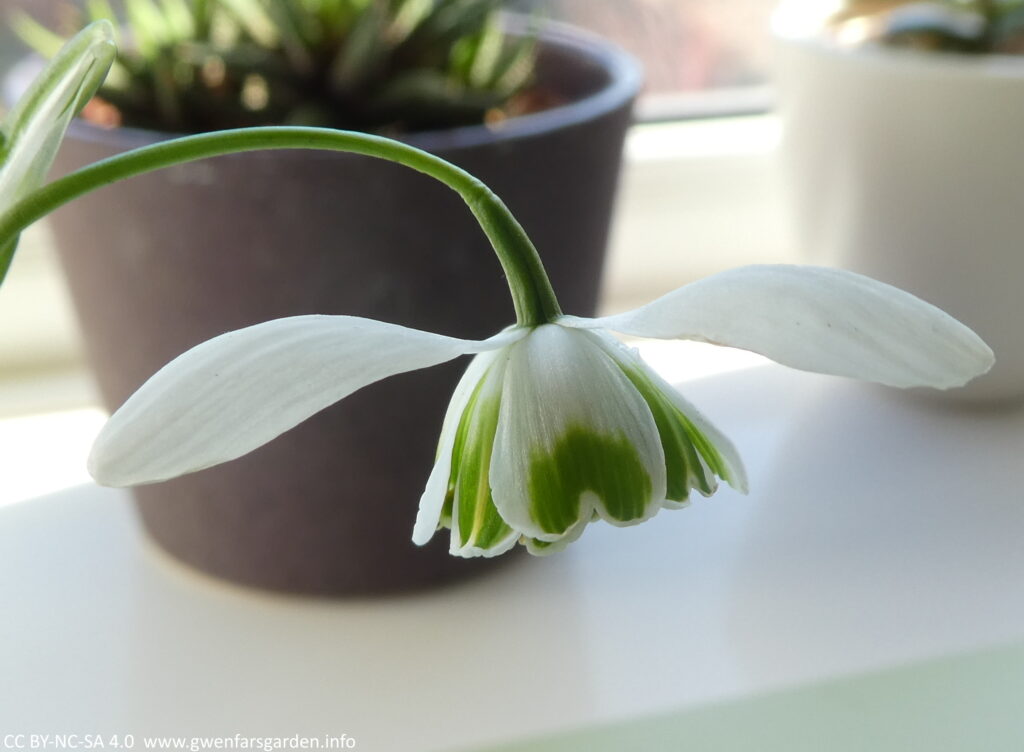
left=771, top=4, right=1024, bottom=82
left=7, top=16, right=642, bottom=154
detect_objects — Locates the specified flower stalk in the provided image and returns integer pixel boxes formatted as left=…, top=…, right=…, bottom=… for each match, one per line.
left=0, top=126, right=561, bottom=324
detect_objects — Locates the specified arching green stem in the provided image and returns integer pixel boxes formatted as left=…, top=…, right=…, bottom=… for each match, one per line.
left=0, top=126, right=563, bottom=325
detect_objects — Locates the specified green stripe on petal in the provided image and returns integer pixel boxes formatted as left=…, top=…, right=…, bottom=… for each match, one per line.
left=413, top=347, right=504, bottom=546
left=589, top=329, right=748, bottom=499
left=450, top=352, right=516, bottom=555
left=616, top=362, right=718, bottom=501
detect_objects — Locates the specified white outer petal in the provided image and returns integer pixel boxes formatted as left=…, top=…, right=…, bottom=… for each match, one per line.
left=412, top=348, right=501, bottom=547
left=489, top=324, right=666, bottom=541
left=563, top=265, right=994, bottom=390
left=89, top=316, right=524, bottom=487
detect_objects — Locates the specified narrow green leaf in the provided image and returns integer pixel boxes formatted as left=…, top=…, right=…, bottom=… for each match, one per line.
left=492, top=34, right=536, bottom=94
left=467, top=14, right=503, bottom=88
left=329, top=0, right=391, bottom=90
left=389, top=0, right=434, bottom=45
left=216, top=0, right=281, bottom=47
left=86, top=0, right=120, bottom=26
left=0, top=235, right=19, bottom=287
left=158, top=0, right=197, bottom=39
left=11, top=13, right=68, bottom=59
left=125, top=0, right=169, bottom=57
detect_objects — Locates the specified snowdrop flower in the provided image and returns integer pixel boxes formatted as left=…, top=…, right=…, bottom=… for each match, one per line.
left=89, top=263, right=992, bottom=557
left=0, top=21, right=115, bottom=280
left=0, top=20, right=988, bottom=558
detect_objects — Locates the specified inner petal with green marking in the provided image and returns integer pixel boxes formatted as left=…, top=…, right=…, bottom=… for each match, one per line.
left=617, top=363, right=719, bottom=503
left=445, top=353, right=517, bottom=556
left=592, top=332, right=745, bottom=505
left=489, top=324, right=667, bottom=542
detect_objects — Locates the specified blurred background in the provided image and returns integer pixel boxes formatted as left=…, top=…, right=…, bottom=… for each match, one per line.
left=0, top=0, right=787, bottom=422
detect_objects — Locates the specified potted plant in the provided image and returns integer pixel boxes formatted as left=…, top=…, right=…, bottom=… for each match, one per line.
left=773, top=0, right=1024, bottom=403
left=8, top=0, right=641, bottom=594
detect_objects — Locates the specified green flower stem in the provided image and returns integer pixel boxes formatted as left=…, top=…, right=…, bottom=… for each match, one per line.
left=0, top=126, right=562, bottom=326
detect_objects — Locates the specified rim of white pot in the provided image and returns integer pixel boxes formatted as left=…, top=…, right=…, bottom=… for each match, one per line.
left=771, top=2, right=1024, bottom=83
left=5, top=16, right=643, bottom=154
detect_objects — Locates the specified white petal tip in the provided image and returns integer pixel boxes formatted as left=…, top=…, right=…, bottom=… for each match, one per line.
left=86, top=442, right=127, bottom=488
left=87, top=19, right=117, bottom=45
left=411, top=518, right=438, bottom=547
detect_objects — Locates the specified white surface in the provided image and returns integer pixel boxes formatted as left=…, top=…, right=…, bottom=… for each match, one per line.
left=3, top=361, right=1024, bottom=751
left=0, top=407, right=105, bottom=502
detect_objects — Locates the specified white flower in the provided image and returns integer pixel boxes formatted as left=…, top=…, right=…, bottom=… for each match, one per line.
left=0, top=21, right=115, bottom=215
left=88, top=264, right=993, bottom=557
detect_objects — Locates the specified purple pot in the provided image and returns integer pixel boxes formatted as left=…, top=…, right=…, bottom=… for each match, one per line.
left=41, top=23, right=641, bottom=595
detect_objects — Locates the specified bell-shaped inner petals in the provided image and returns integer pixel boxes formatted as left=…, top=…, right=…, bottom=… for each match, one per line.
left=489, top=324, right=667, bottom=542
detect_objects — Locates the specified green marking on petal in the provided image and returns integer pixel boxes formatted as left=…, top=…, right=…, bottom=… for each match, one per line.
left=527, top=424, right=652, bottom=532
left=448, top=356, right=513, bottom=552
left=617, top=359, right=725, bottom=501
left=677, top=411, right=733, bottom=485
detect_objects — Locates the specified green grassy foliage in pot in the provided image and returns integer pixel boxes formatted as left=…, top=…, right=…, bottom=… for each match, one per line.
left=13, top=0, right=541, bottom=134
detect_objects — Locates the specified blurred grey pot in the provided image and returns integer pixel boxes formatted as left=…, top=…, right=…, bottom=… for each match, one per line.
left=773, top=14, right=1024, bottom=403
left=34, top=23, right=641, bottom=595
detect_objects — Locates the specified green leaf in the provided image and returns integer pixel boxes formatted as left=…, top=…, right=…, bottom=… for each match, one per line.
left=158, top=0, right=198, bottom=40
left=0, top=235, right=19, bottom=287
left=257, top=0, right=316, bottom=72
left=86, top=0, right=120, bottom=27
left=125, top=0, right=171, bottom=57
left=11, top=13, right=68, bottom=60
left=19, top=0, right=539, bottom=133
left=389, top=0, right=435, bottom=45
left=329, top=0, right=391, bottom=90
left=492, top=34, right=536, bottom=94
left=2, top=21, right=117, bottom=197
left=216, top=0, right=281, bottom=48
left=467, top=14, right=503, bottom=88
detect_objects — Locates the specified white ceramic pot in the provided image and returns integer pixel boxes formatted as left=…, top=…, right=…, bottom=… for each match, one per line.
left=773, top=9, right=1024, bottom=403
